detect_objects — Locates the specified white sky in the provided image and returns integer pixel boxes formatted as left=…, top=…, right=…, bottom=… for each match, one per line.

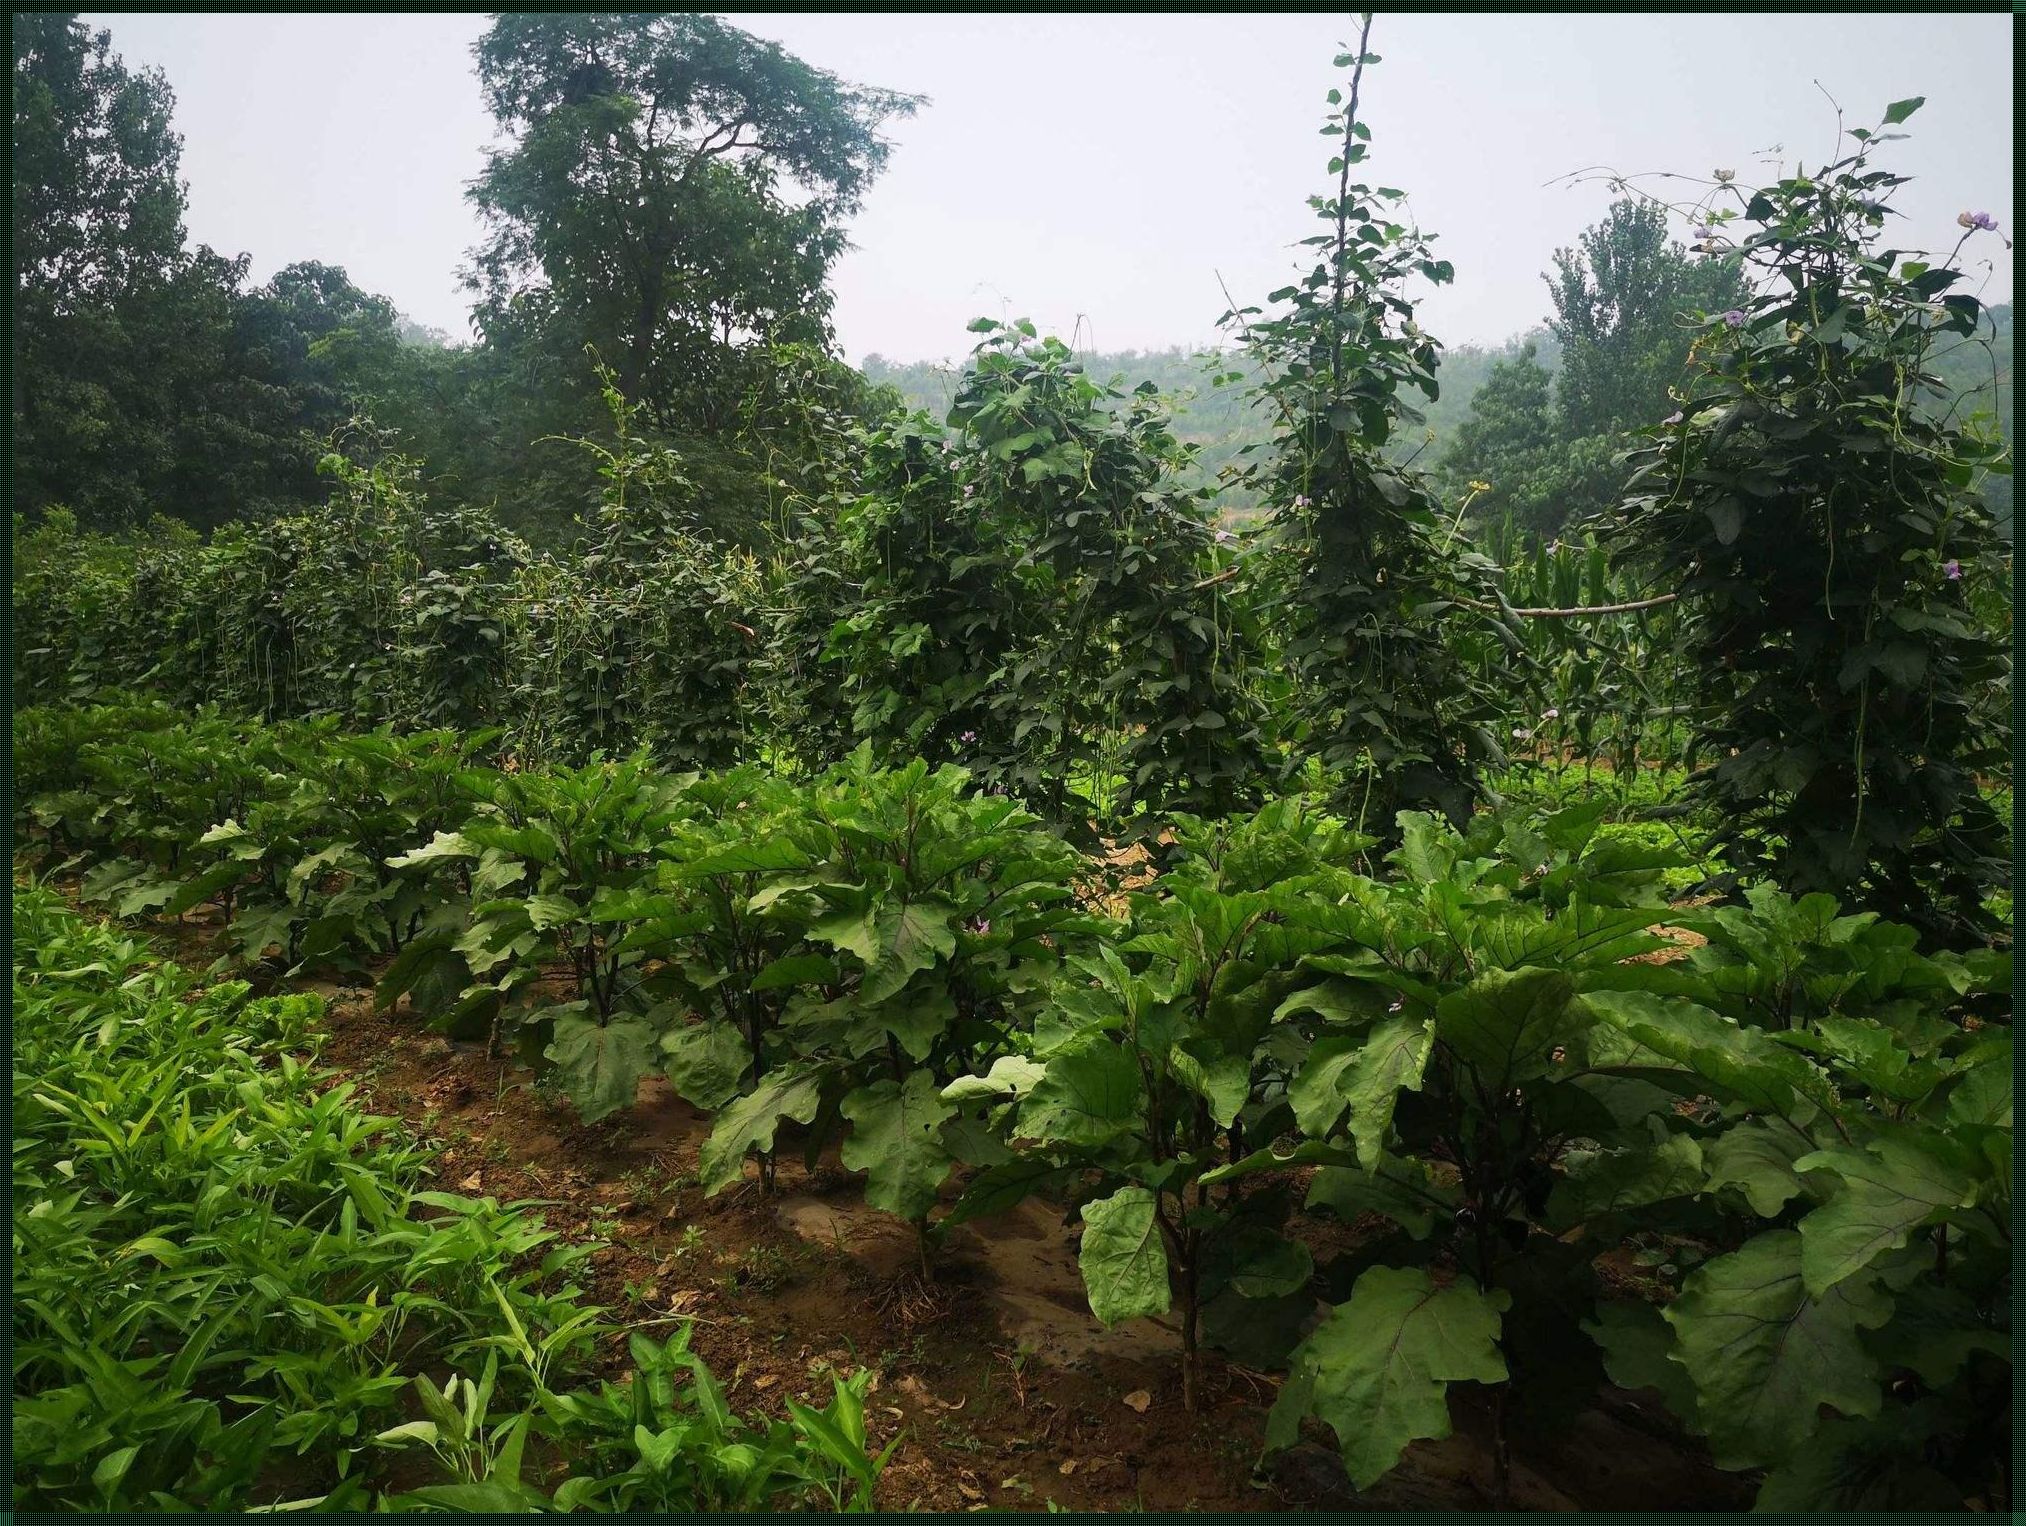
left=89, top=12, right=2015, bottom=364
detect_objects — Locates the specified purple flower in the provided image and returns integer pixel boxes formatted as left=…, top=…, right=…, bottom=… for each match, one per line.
left=1721, top=309, right=1747, bottom=329
left=1293, top=494, right=1312, bottom=509
left=1512, top=726, right=1533, bottom=742
left=1693, top=225, right=1719, bottom=241
left=1215, top=529, right=1235, bottom=544
left=969, top=915, right=992, bottom=935
left=1960, top=210, right=2000, bottom=233
left=1944, top=559, right=1962, bottom=581
left=1664, top=411, right=1684, bottom=426
left=959, top=729, right=977, bottom=744
left=1542, top=706, right=1560, bottom=720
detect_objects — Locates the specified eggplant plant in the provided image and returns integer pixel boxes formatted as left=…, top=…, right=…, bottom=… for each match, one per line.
left=683, top=750, right=1100, bottom=1235
left=385, top=753, right=690, bottom=1118
left=945, top=867, right=1338, bottom=1409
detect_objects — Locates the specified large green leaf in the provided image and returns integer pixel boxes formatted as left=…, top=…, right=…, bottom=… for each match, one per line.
left=1581, top=1300, right=1700, bottom=1428
left=1792, top=1130, right=1983, bottom=1296
left=1861, top=1278, right=2010, bottom=1389
left=1752, top=1405, right=1968, bottom=1513
left=1702, top=1118, right=1812, bottom=1217
left=1268, top=1264, right=1509, bottom=1489
left=1201, top=1137, right=1362, bottom=1188
left=699, top=1071, right=826, bottom=1194
left=1581, top=988, right=1825, bottom=1113
left=1077, top=1185, right=1170, bottom=1327
left=1944, top=1050, right=2012, bottom=1127
left=941, top=1054, right=1046, bottom=1104
left=1168, top=1042, right=1251, bottom=1128
left=525, top=893, right=581, bottom=931
left=1292, top=1013, right=1434, bottom=1167
left=943, top=1157, right=1067, bottom=1227
left=1434, top=966, right=1583, bottom=1087
left=386, top=830, right=478, bottom=868
left=660, top=1019, right=751, bottom=1111
left=544, top=1014, right=657, bottom=1124
left=839, top=1072, right=957, bottom=1224
left=1662, top=1229, right=1891, bottom=1469
left=1305, top=1155, right=1453, bottom=1239
left=1017, top=1033, right=1142, bottom=1148
left=812, top=899, right=958, bottom=1004
left=1200, top=1223, right=1313, bottom=1300
left=1547, top=1124, right=1703, bottom=1225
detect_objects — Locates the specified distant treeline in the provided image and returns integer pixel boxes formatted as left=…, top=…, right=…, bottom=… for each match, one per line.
left=869, top=297, right=2012, bottom=535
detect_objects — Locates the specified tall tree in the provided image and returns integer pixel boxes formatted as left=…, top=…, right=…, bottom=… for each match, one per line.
left=12, top=13, right=187, bottom=523
left=466, top=13, right=919, bottom=439
left=1435, top=343, right=1559, bottom=528
left=1544, top=198, right=1748, bottom=438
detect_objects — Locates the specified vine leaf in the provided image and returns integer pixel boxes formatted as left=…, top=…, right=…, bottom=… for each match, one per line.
left=1269, top=1264, right=1509, bottom=1489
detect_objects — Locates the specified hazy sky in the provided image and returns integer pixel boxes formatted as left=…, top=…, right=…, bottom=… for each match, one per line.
left=90, top=12, right=2015, bottom=365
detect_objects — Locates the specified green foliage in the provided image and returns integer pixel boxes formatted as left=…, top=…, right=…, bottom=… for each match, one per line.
left=1224, top=27, right=1503, bottom=830
left=825, top=321, right=1270, bottom=826
left=12, top=886, right=900, bottom=1511
left=1610, top=106, right=2013, bottom=944
left=673, top=748, right=1098, bottom=1215
left=10, top=887, right=600, bottom=1508
left=1545, top=198, right=1751, bottom=441
left=455, top=11, right=917, bottom=540
left=11, top=21, right=2018, bottom=1510
left=18, top=697, right=2013, bottom=1509
left=370, top=1329, right=895, bottom=1512
left=1268, top=1265, right=1509, bottom=1489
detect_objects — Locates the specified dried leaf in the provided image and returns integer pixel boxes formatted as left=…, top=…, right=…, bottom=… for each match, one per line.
left=1122, top=1388, right=1151, bottom=1413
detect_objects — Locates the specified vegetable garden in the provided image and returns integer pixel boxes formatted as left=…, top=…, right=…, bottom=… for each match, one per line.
left=10, top=32, right=2013, bottom=1517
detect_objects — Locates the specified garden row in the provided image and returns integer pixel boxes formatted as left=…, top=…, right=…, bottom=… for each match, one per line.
left=11, top=885, right=896, bottom=1511
left=10, top=332, right=1697, bottom=841
left=15, top=697, right=2014, bottom=1508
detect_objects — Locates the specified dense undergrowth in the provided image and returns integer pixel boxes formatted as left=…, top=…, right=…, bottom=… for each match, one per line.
left=12, top=882, right=902, bottom=1512
left=13, top=697, right=2014, bottom=1510
left=11, top=24, right=2013, bottom=1513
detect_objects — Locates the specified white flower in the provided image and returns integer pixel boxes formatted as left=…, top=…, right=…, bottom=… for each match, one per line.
left=1512, top=727, right=1533, bottom=741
